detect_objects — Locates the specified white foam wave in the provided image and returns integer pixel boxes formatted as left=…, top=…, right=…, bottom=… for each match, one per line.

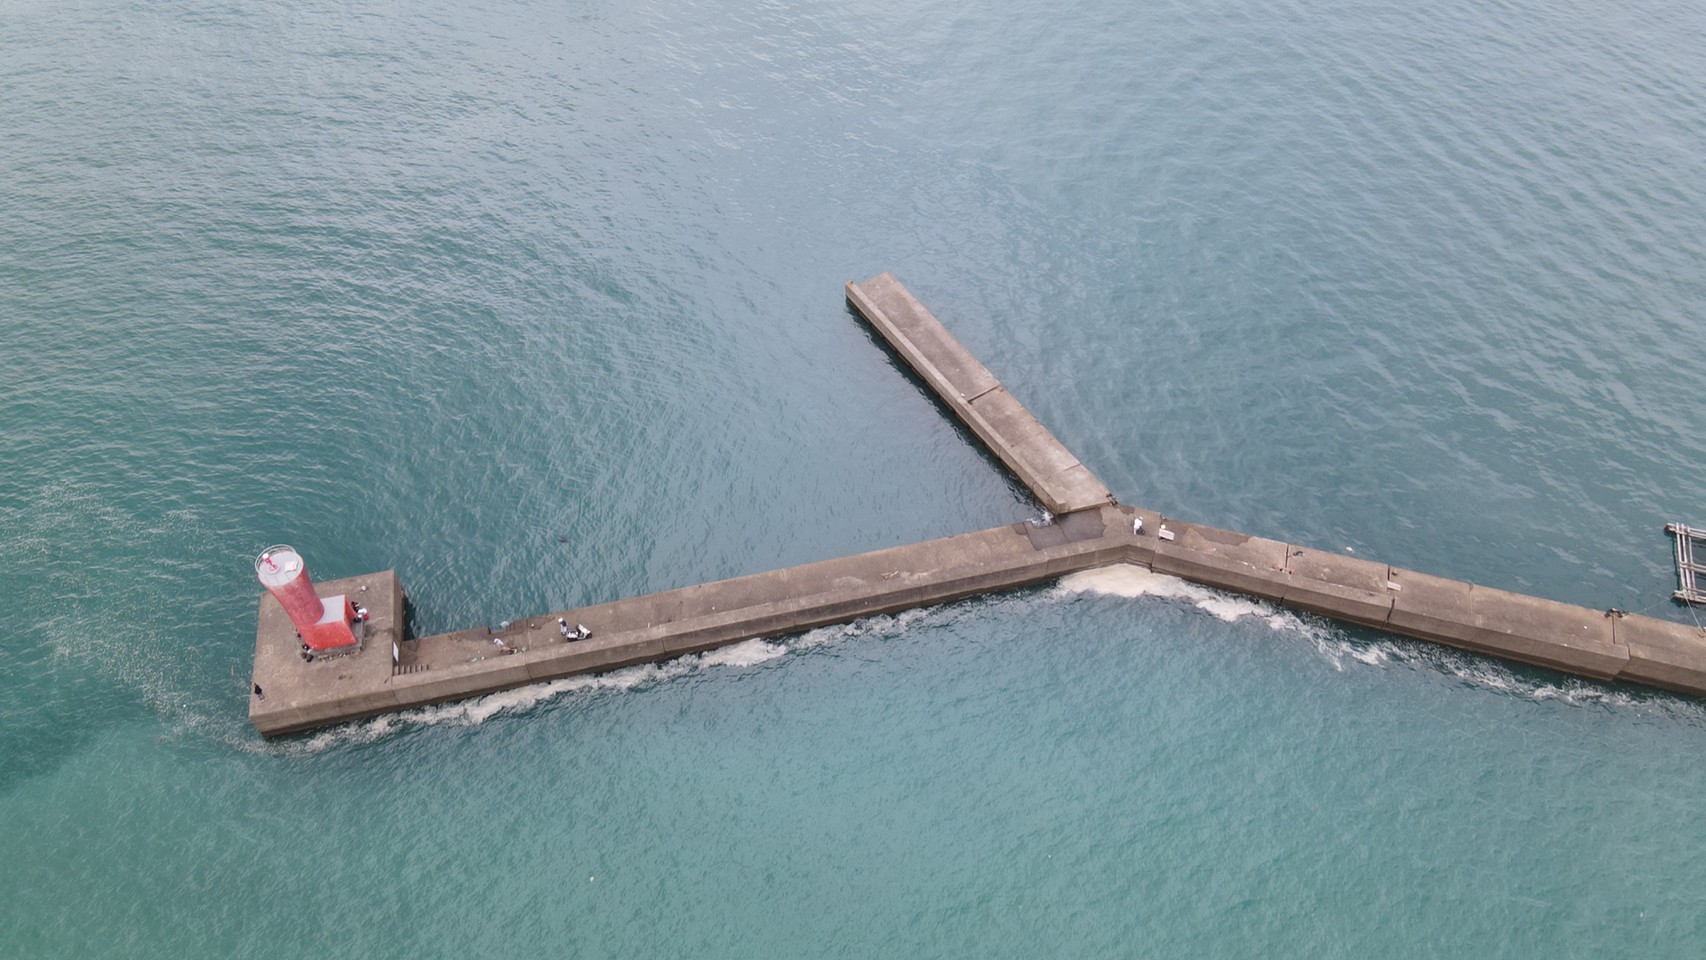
left=258, top=636, right=830, bottom=754
left=1307, top=635, right=1405, bottom=673
left=1436, top=655, right=1702, bottom=713
left=697, top=638, right=787, bottom=668
left=1052, top=565, right=1706, bottom=719
left=1297, top=628, right=1706, bottom=719
left=1055, top=564, right=1306, bottom=632
left=794, top=606, right=935, bottom=649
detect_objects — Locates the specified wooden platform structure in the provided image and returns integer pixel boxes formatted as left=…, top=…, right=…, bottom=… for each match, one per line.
left=250, top=274, right=1706, bottom=736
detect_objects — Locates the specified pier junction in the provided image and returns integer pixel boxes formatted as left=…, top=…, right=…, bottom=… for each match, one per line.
left=250, top=274, right=1706, bottom=736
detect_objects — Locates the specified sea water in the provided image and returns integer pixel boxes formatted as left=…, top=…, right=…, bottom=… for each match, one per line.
left=3, top=0, right=1706, bottom=954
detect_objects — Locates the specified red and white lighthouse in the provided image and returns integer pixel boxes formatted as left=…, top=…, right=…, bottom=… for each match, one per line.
left=256, top=545, right=358, bottom=653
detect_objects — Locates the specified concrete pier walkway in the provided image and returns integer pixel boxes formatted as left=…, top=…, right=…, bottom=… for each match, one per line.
left=845, top=273, right=1115, bottom=516
left=252, top=508, right=1131, bottom=735
left=250, top=274, right=1706, bottom=736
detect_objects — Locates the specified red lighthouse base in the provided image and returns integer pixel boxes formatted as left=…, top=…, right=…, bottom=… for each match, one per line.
left=250, top=569, right=404, bottom=736
left=302, top=595, right=359, bottom=651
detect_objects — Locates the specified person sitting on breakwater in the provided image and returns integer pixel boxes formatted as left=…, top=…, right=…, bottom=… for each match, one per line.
left=558, top=618, right=591, bottom=641
left=491, top=636, right=516, bottom=655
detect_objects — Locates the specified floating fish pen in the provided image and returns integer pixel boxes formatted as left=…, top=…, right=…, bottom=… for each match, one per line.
left=1667, top=523, right=1706, bottom=604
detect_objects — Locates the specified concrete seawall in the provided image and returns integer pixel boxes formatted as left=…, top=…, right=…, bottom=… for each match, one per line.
left=249, top=273, right=1706, bottom=736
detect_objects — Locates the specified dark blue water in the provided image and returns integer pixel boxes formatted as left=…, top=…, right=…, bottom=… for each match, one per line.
left=4, top=0, right=1706, bottom=954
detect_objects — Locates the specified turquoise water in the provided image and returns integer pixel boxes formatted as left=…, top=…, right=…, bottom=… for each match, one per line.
left=4, top=0, right=1706, bottom=953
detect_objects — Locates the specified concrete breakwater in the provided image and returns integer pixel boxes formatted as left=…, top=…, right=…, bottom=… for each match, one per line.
left=844, top=274, right=1706, bottom=693
left=249, top=274, right=1706, bottom=736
